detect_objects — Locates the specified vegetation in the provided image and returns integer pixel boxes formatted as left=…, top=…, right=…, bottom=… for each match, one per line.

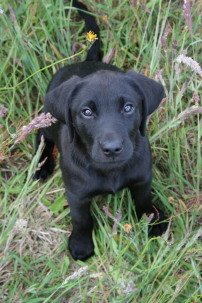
left=0, top=0, right=201, bottom=302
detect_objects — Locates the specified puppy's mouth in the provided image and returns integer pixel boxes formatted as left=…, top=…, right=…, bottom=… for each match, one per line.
left=94, top=159, right=125, bottom=164
left=90, top=140, right=134, bottom=170
left=91, top=158, right=128, bottom=170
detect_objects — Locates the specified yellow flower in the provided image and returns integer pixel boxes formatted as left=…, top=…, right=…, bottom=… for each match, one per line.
left=123, top=223, right=132, bottom=233
left=86, top=31, right=98, bottom=42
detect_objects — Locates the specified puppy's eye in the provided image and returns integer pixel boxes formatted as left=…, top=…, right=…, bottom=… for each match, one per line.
left=124, top=104, right=134, bottom=113
left=82, top=108, right=93, bottom=118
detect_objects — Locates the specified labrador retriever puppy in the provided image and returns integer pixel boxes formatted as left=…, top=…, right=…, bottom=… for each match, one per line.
left=34, top=0, right=168, bottom=260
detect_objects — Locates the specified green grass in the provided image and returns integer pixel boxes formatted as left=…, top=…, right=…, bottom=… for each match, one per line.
left=0, top=0, right=201, bottom=302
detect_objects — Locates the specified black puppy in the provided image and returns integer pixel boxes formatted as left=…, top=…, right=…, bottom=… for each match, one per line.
left=34, top=0, right=168, bottom=261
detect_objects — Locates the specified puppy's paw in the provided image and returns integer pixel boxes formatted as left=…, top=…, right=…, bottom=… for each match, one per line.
left=69, top=233, right=94, bottom=261
left=148, top=211, right=168, bottom=237
left=33, top=158, right=54, bottom=181
left=33, top=166, right=53, bottom=180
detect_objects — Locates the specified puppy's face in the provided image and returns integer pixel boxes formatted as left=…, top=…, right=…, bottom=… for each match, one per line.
left=70, top=71, right=142, bottom=169
left=45, top=69, right=164, bottom=170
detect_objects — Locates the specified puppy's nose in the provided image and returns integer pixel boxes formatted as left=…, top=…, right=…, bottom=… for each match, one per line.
left=101, top=140, right=123, bottom=157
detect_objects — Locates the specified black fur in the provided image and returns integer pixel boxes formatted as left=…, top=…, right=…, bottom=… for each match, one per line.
left=34, top=0, right=168, bottom=261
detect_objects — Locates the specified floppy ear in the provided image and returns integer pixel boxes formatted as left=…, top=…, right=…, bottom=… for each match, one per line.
left=125, top=70, right=165, bottom=136
left=44, top=76, right=81, bottom=143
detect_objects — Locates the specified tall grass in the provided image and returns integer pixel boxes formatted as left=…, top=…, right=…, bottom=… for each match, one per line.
left=0, top=0, right=201, bottom=302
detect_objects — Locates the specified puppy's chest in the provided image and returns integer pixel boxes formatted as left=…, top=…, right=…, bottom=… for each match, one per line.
left=88, top=171, right=130, bottom=196
left=103, top=173, right=122, bottom=194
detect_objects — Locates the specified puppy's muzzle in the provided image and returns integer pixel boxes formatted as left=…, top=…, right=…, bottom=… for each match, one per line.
left=100, top=138, right=123, bottom=158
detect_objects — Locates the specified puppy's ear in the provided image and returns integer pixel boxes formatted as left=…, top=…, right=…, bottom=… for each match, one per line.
left=44, top=76, right=81, bottom=143
left=126, top=70, right=165, bottom=136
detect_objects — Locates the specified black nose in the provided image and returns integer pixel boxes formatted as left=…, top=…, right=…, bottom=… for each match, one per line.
left=101, top=140, right=123, bottom=157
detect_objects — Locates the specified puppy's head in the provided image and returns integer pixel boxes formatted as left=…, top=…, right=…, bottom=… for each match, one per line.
left=44, top=70, right=164, bottom=170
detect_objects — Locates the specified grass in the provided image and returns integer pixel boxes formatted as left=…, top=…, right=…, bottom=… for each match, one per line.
left=0, top=0, right=201, bottom=302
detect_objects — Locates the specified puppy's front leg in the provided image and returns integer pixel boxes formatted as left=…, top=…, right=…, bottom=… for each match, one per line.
left=129, top=181, right=168, bottom=236
left=67, top=197, right=94, bottom=261
left=33, top=129, right=55, bottom=180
